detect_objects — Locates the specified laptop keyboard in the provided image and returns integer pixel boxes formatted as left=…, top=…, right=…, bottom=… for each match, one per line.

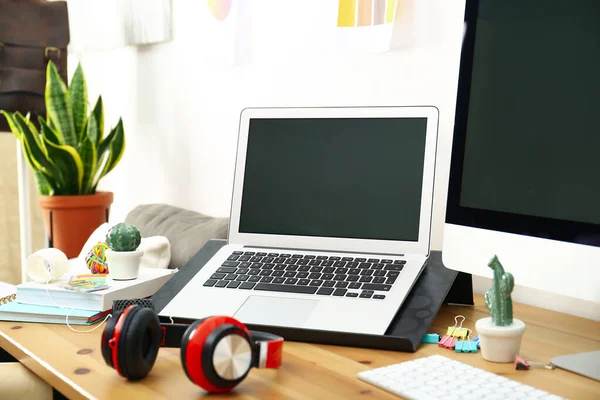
left=202, top=251, right=405, bottom=299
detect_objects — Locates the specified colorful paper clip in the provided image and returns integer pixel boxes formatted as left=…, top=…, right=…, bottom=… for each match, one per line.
left=439, top=315, right=465, bottom=349
left=473, top=334, right=480, bottom=349
left=455, top=329, right=478, bottom=353
left=514, top=355, right=555, bottom=370
left=422, top=333, right=441, bottom=344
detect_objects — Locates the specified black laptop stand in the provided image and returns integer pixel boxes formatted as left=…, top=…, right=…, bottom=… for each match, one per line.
left=152, top=240, right=472, bottom=352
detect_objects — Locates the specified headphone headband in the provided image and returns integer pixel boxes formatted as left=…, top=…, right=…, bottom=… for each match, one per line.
left=160, top=322, right=283, bottom=369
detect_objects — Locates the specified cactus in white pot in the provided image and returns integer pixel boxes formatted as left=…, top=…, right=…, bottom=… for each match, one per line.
left=105, top=223, right=143, bottom=280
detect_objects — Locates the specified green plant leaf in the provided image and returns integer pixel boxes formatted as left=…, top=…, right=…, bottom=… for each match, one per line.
left=0, top=111, right=22, bottom=139
left=94, top=118, right=125, bottom=189
left=38, top=116, right=62, bottom=146
left=14, top=113, right=59, bottom=175
left=43, top=138, right=84, bottom=194
left=80, top=121, right=98, bottom=194
left=68, top=63, right=88, bottom=142
left=33, top=170, right=55, bottom=196
left=90, top=96, right=104, bottom=146
left=45, top=61, right=76, bottom=147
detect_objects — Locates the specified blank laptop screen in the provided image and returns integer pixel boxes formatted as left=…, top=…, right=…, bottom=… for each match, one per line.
left=238, top=117, right=428, bottom=242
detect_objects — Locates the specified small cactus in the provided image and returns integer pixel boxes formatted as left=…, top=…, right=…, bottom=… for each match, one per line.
left=106, top=223, right=141, bottom=252
left=484, top=255, right=515, bottom=326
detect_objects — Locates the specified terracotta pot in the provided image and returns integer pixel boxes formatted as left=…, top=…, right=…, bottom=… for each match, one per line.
left=38, top=191, right=114, bottom=259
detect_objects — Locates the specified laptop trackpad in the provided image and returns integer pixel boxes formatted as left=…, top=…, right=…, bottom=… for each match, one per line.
left=233, top=296, right=318, bottom=328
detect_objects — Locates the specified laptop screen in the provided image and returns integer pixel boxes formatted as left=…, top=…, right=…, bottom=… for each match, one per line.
left=238, top=117, right=428, bottom=242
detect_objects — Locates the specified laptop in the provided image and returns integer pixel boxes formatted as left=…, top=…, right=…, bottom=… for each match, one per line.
left=161, top=106, right=439, bottom=335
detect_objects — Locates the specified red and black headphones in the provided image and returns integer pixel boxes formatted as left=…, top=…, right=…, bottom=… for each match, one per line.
left=101, top=305, right=284, bottom=393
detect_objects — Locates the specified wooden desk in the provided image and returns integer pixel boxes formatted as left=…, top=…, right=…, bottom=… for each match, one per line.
left=1, top=294, right=599, bottom=399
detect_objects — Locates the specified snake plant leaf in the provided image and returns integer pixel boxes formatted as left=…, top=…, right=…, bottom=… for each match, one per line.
left=38, top=116, right=62, bottom=146
left=43, top=138, right=84, bottom=194
left=14, top=113, right=60, bottom=177
left=68, top=63, right=88, bottom=142
left=46, top=61, right=77, bottom=147
left=32, top=169, right=55, bottom=196
left=1, top=111, right=22, bottom=140
left=90, top=96, right=104, bottom=146
left=80, top=117, right=98, bottom=194
left=100, top=118, right=125, bottom=178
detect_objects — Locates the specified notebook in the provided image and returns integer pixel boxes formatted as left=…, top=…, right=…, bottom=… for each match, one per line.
left=0, top=294, right=110, bottom=325
left=16, top=268, right=176, bottom=311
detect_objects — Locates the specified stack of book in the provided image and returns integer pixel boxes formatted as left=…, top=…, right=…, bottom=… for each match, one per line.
left=0, top=267, right=175, bottom=325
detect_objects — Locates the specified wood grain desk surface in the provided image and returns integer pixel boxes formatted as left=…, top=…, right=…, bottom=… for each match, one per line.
left=1, top=294, right=599, bottom=400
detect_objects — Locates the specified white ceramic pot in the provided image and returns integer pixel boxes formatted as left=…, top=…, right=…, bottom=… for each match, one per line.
left=476, top=317, right=526, bottom=363
left=105, top=249, right=143, bottom=280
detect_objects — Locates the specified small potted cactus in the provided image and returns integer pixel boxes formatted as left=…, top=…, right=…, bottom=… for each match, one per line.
left=105, top=222, right=143, bottom=280
left=475, top=255, right=526, bottom=362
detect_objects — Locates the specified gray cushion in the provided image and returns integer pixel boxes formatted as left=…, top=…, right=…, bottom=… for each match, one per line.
left=125, top=204, right=228, bottom=269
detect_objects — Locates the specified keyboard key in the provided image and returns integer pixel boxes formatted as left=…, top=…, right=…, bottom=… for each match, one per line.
left=322, top=281, right=335, bottom=287
left=333, top=261, right=346, bottom=267
left=345, top=292, right=358, bottom=298
left=308, top=272, right=322, bottom=279
left=226, top=281, right=241, bottom=288
left=322, top=273, right=334, bottom=280
left=239, top=261, right=252, bottom=268
left=358, top=262, right=371, bottom=269
left=393, top=260, right=407, bottom=265
left=371, top=263, right=385, bottom=270
left=322, top=260, right=334, bottom=266
left=323, top=267, right=335, bottom=274
left=222, top=261, right=240, bottom=267
left=333, top=289, right=347, bottom=296
left=297, top=266, right=310, bottom=272
left=373, top=295, right=386, bottom=300
left=367, top=258, right=380, bottom=263
left=335, top=281, right=349, bottom=288
left=360, top=269, right=373, bottom=276
left=298, top=279, right=310, bottom=285
left=329, top=256, right=341, bottom=261
left=217, top=267, right=236, bottom=273
left=261, top=264, right=274, bottom=270
left=341, top=257, right=354, bottom=261
left=361, top=283, right=392, bottom=291
left=254, top=283, right=317, bottom=294
left=355, top=258, right=366, bottom=262
left=273, top=264, right=286, bottom=271
left=349, top=268, right=360, bottom=275
left=316, top=255, right=328, bottom=260
left=280, top=254, right=291, bottom=258
left=285, top=265, right=299, bottom=271
left=309, top=266, right=323, bottom=273
left=248, top=269, right=260, bottom=275
left=349, top=282, right=362, bottom=289
left=333, top=275, right=346, bottom=281
left=251, top=262, right=263, bottom=268
left=227, top=255, right=240, bottom=261
left=360, top=291, right=373, bottom=298
left=335, top=267, right=348, bottom=274
left=291, top=254, right=303, bottom=258
left=204, top=279, right=217, bottom=287
left=211, top=273, right=226, bottom=279
left=317, top=287, right=334, bottom=295
left=346, top=275, right=360, bottom=282
left=297, top=272, right=309, bottom=278
left=272, top=270, right=284, bottom=277
left=248, top=276, right=261, bottom=282
left=224, top=274, right=237, bottom=280
left=373, top=270, right=386, bottom=277
left=236, top=268, right=249, bottom=274
left=372, top=277, right=386, bottom=284
left=268, top=253, right=279, bottom=257
left=347, top=262, right=359, bottom=268
left=259, top=269, right=271, bottom=276
left=285, top=258, right=298, bottom=264
left=243, top=251, right=256, bottom=255
left=297, top=259, right=309, bottom=265
left=283, top=271, right=296, bottom=278
left=381, top=259, right=392, bottom=263
left=384, top=265, right=403, bottom=271
left=310, top=279, right=323, bottom=286
left=260, top=276, right=273, bottom=283
left=250, top=256, right=263, bottom=262
left=235, top=275, right=249, bottom=282
left=274, top=257, right=286, bottom=263
left=256, top=252, right=267, bottom=256
left=272, top=277, right=285, bottom=284
left=238, top=255, right=251, bottom=261
left=309, top=260, right=322, bottom=266
left=232, top=251, right=244, bottom=255
left=285, top=278, right=298, bottom=285
left=386, top=276, right=397, bottom=285
left=303, top=255, right=316, bottom=259
left=359, top=276, right=373, bottom=283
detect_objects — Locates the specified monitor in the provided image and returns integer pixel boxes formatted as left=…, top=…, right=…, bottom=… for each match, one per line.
left=443, top=0, right=600, bottom=304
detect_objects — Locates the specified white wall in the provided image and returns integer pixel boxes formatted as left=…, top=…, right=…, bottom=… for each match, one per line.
left=70, top=0, right=599, bottom=320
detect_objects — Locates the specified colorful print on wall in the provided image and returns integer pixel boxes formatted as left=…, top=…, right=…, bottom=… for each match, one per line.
left=337, top=0, right=402, bottom=53
left=207, top=0, right=233, bottom=21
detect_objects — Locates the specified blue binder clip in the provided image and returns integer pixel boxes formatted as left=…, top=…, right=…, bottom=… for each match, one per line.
left=421, top=333, right=440, bottom=344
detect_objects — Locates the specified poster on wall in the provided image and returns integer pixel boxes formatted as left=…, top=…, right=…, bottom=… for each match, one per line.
left=336, top=0, right=413, bottom=53
left=198, top=0, right=252, bottom=67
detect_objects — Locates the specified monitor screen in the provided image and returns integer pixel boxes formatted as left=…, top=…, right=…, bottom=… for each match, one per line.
left=447, top=0, right=600, bottom=246
left=238, top=117, right=428, bottom=242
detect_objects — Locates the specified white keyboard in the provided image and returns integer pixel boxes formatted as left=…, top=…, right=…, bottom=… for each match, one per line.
left=357, top=355, right=565, bottom=400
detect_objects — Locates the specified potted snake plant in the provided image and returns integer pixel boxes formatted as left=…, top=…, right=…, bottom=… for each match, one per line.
left=1, top=61, right=125, bottom=259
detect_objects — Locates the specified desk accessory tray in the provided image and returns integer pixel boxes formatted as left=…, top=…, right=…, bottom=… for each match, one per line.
left=152, top=240, right=468, bottom=352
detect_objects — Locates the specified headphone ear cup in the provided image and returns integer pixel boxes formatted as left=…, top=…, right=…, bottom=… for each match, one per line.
left=101, top=310, right=121, bottom=368
left=117, top=307, right=162, bottom=380
left=180, top=319, right=204, bottom=383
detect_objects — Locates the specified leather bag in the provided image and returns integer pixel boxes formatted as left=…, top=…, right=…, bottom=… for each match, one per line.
left=0, top=0, right=69, bottom=131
